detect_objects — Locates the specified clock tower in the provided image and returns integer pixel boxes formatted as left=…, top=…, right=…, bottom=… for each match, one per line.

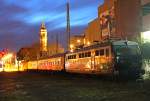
left=40, top=22, right=48, bottom=56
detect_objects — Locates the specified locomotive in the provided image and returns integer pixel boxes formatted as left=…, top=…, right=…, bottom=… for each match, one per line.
left=27, top=40, right=144, bottom=79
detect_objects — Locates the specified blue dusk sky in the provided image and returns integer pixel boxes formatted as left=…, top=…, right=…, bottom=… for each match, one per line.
left=0, top=0, right=103, bottom=51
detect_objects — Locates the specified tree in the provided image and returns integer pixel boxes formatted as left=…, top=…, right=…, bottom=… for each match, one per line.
left=17, top=48, right=30, bottom=61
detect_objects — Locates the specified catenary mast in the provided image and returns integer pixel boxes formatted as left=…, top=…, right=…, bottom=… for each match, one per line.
left=66, top=2, right=71, bottom=51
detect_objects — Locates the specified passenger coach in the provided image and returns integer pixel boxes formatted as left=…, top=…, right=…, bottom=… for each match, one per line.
left=28, top=53, right=65, bottom=71
left=65, top=40, right=143, bottom=78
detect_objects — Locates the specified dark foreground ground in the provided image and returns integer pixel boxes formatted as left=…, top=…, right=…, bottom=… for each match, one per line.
left=0, top=72, right=150, bottom=101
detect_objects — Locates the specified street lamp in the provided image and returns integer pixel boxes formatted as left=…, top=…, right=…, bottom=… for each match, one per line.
left=70, top=44, right=74, bottom=52
left=77, top=39, right=81, bottom=43
left=87, top=42, right=91, bottom=46
left=70, top=44, right=74, bottom=49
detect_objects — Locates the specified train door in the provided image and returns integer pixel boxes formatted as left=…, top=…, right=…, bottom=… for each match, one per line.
left=91, top=50, right=95, bottom=71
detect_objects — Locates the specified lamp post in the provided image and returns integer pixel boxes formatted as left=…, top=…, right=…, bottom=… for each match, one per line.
left=37, top=53, right=40, bottom=71
left=77, top=39, right=81, bottom=46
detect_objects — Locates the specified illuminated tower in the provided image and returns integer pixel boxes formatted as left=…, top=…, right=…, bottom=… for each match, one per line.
left=40, top=22, right=48, bottom=54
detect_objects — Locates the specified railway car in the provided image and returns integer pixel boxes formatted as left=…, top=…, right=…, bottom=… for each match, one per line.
left=65, top=40, right=143, bottom=78
left=28, top=61, right=38, bottom=70
left=28, top=53, right=65, bottom=71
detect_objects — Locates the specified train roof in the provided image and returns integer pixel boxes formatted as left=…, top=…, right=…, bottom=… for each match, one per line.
left=40, top=53, right=65, bottom=60
left=67, top=41, right=112, bottom=54
left=67, top=40, right=139, bottom=54
left=28, top=53, right=65, bottom=62
left=112, top=40, right=138, bottom=46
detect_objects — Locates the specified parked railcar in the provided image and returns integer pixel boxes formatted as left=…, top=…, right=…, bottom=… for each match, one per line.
left=28, top=61, right=38, bottom=70
left=65, top=40, right=143, bottom=78
left=28, top=53, right=65, bottom=71
left=65, top=41, right=113, bottom=74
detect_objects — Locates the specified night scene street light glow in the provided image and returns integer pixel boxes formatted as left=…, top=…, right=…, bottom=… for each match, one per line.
left=0, top=53, right=21, bottom=72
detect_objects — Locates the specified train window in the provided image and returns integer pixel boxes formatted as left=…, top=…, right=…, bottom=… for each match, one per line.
left=48, top=62, right=51, bottom=66
left=73, top=55, right=76, bottom=59
left=55, top=61, right=57, bottom=65
left=88, top=52, right=91, bottom=57
left=100, top=49, right=104, bottom=56
left=79, top=53, right=85, bottom=58
left=57, top=61, right=60, bottom=65
left=106, top=48, right=109, bottom=57
left=79, top=54, right=82, bottom=58
left=81, top=53, right=84, bottom=58
left=68, top=56, right=70, bottom=59
left=58, top=61, right=60, bottom=64
left=68, top=55, right=76, bottom=59
left=85, top=53, right=88, bottom=57
left=95, top=50, right=99, bottom=56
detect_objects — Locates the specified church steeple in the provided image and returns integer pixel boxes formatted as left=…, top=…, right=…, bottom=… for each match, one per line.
left=41, top=22, right=46, bottom=29
left=40, top=22, right=48, bottom=55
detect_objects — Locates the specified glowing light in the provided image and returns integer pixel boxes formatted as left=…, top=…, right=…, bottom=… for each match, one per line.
left=70, top=44, right=74, bottom=52
left=100, top=65, right=103, bottom=69
left=142, top=31, right=150, bottom=43
left=2, top=53, right=13, bottom=61
left=0, top=61, right=3, bottom=72
left=0, top=53, right=25, bottom=72
left=70, top=49, right=74, bottom=52
left=84, top=38, right=86, bottom=45
left=70, top=44, right=74, bottom=48
left=65, top=62, right=70, bottom=69
left=87, top=42, right=91, bottom=45
left=0, top=68, right=3, bottom=72
left=77, top=39, right=81, bottom=43
left=86, top=61, right=91, bottom=69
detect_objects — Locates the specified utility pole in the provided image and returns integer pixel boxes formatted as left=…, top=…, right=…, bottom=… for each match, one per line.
left=66, top=2, right=71, bottom=51
left=56, top=33, right=58, bottom=54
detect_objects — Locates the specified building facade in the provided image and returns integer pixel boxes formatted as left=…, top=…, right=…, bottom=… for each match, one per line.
left=70, top=35, right=85, bottom=51
left=98, top=0, right=141, bottom=41
left=98, top=0, right=116, bottom=40
left=84, top=18, right=101, bottom=44
left=84, top=0, right=142, bottom=44
left=47, top=43, right=64, bottom=56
